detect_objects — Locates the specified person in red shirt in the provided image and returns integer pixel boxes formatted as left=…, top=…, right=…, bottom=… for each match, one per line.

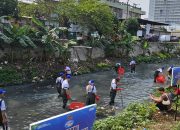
left=168, top=85, right=180, bottom=101
left=171, top=85, right=180, bottom=95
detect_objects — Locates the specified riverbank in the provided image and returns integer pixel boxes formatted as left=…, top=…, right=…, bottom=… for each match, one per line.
left=144, top=110, right=180, bottom=130
left=94, top=102, right=180, bottom=130
left=0, top=51, right=178, bottom=86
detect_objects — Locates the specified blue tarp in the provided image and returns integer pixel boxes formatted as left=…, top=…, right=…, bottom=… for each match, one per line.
left=171, top=67, right=180, bottom=86
left=30, top=104, right=97, bottom=130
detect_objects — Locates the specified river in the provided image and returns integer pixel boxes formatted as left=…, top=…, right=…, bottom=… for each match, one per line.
left=4, top=58, right=180, bottom=130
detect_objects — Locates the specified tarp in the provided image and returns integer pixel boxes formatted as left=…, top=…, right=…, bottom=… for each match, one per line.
left=171, top=67, right=180, bottom=86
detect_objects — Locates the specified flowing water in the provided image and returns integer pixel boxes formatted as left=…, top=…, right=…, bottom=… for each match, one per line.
left=4, top=58, right=180, bottom=130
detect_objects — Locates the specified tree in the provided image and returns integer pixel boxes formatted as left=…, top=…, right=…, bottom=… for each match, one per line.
left=56, top=0, right=114, bottom=36
left=18, top=2, right=38, bottom=17
left=0, top=0, right=18, bottom=16
left=18, top=0, right=58, bottom=20
left=125, top=18, right=139, bottom=36
left=31, top=17, right=69, bottom=62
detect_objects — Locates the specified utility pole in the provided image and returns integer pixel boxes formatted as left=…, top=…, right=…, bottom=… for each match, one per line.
left=126, top=0, right=130, bottom=19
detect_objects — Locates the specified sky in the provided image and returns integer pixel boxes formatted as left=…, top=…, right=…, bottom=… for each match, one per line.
left=119, top=0, right=150, bottom=19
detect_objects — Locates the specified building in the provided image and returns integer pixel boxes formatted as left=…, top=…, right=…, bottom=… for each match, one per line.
left=149, top=0, right=180, bottom=25
left=101, top=0, right=145, bottom=19
left=148, top=0, right=155, bottom=21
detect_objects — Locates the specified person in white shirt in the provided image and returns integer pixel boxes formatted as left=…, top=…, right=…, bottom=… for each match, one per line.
left=61, top=75, right=71, bottom=109
left=154, top=67, right=165, bottom=83
left=0, top=89, right=8, bottom=130
left=109, top=78, right=120, bottom=106
left=55, top=72, right=64, bottom=97
left=86, top=80, right=97, bottom=105
left=129, top=60, right=136, bottom=73
left=64, top=66, right=71, bottom=75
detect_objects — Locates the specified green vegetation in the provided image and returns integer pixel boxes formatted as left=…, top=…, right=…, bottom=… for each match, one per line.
left=136, top=52, right=173, bottom=63
left=0, top=16, right=70, bottom=63
left=125, top=18, right=139, bottom=36
left=57, top=0, right=114, bottom=36
left=0, top=66, right=22, bottom=85
left=0, top=0, right=18, bottom=16
left=0, top=23, right=36, bottom=48
left=76, top=67, right=91, bottom=75
left=96, top=62, right=111, bottom=70
left=94, top=102, right=156, bottom=130
left=18, top=0, right=58, bottom=20
left=173, top=122, right=180, bottom=130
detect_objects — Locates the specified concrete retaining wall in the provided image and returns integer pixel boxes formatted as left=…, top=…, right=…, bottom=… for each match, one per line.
left=0, top=42, right=179, bottom=61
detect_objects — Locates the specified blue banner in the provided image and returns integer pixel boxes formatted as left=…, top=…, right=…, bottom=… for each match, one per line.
left=171, top=67, right=180, bottom=86
left=30, top=104, right=97, bottom=130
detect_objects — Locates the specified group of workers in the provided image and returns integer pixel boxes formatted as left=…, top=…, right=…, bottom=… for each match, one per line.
left=55, top=60, right=179, bottom=113
left=56, top=60, right=137, bottom=109
left=55, top=66, right=98, bottom=109
left=55, top=66, right=72, bottom=109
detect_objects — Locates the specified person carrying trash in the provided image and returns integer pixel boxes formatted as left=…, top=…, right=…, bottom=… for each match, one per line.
left=55, top=72, right=65, bottom=97
left=109, top=77, right=120, bottom=106
left=154, top=67, right=165, bottom=83
left=86, top=80, right=97, bottom=105
left=0, top=89, right=8, bottom=130
left=129, top=59, right=136, bottom=73
left=61, top=74, right=71, bottom=109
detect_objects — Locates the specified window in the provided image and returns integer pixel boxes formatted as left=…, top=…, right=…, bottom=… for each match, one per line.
left=160, top=10, right=163, bottom=15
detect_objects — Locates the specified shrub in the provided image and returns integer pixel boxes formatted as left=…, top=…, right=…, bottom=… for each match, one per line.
left=136, top=55, right=156, bottom=63
left=96, top=62, right=111, bottom=69
left=136, top=52, right=173, bottom=64
left=0, top=67, right=22, bottom=85
left=172, top=122, right=180, bottom=130
left=77, top=67, right=90, bottom=75
left=94, top=102, right=156, bottom=130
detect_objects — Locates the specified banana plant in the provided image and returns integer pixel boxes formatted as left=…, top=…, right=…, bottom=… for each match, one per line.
left=0, top=17, right=37, bottom=48
left=31, top=17, right=69, bottom=62
left=0, top=16, right=37, bottom=62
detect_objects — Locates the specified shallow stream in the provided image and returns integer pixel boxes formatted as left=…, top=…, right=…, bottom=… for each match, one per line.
left=4, top=58, right=180, bottom=130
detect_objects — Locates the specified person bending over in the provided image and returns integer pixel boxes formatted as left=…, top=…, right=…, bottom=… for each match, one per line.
left=150, top=87, right=171, bottom=111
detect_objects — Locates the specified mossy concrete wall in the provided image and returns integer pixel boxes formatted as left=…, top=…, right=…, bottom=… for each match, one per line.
left=0, top=42, right=179, bottom=61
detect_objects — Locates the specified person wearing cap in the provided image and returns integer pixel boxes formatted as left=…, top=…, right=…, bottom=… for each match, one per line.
left=0, top=89, right=8, bottom=130
left=115, top=63, right=121, bottom=74
left=86, top=80, right=97, bottom=105
left=154, top=67, right=165, bottom=83
left=55, top=72, right=65, bottom=97
left=64, top=66, right=71, bottom=75
left=149, top=87, right=171, bottom=111
left=61, top=74, right=71, bottom=109
left=129, top=59, right=136, bottom=73
left=109, top=78, right=120, bottom=106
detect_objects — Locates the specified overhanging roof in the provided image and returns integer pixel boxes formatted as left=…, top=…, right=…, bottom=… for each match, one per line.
left=119, top=18, right=169, bottom=26
left=137, top=19, right=169, bottom=26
